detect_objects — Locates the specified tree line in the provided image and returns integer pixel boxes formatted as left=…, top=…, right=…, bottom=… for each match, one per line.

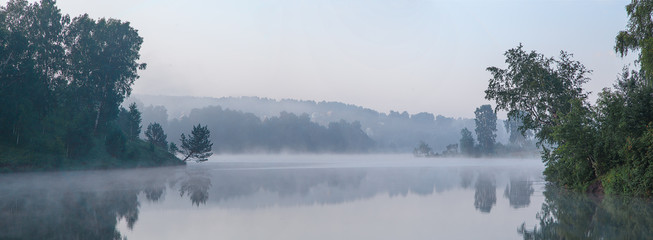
left=164, top=106, right=375, bottom=153
left=414, top=104, right=536, bottom=157
left=0, top=0, right=189, bottom=169
left=130, top=94, right=486, bottom=153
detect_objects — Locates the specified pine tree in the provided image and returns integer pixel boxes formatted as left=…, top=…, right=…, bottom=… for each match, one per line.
left=180, top=124, right=213, bottom=162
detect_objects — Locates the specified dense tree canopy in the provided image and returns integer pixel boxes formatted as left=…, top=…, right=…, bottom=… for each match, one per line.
left=0, top=0, right=178, bottom=170
left=459, top=128, right=475, bottom=156
left=474, top=104, right=497, bottom=155
left=487, top=38, right=653, bottom=194
left=616, top=0, right=653, bottom=84
left=167, top=107, right=375, bottom=153
left=485, top=44, right=591, bottom=145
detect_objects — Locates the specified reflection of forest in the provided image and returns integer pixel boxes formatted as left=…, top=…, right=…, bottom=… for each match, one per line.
left=474, top=173, right=496, bottom=213
left=519, top=185, right=653, bottom=239
left=0, top=168, right=175, bottom=240
left=504, top=176, right=534, bottom=208
left=0, top=163, right=544, bottom=239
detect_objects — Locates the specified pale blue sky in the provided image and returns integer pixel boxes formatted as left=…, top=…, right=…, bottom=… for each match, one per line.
left=39, top=0, right=636, bottom=117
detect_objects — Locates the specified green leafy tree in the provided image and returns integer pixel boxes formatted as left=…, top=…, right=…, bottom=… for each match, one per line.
left=169, top=142, right=179, bottom=154
left=460, top=128, right=475, bottom=156
left=485, top=44, right=590, bottom=146
left=504, top=111, right=533, bottom=147
left=180, top=124, right=213, bottom=162
left=145, top=122, right=167, bottom=149
left=105, top=128, right=126, bottom=157
left=474, top=104, right=497, bottom=155
left=127, top=103, right=142, bottom=140
left=0, top=0, right=59, bottom=147
left=615, top=0, right=653, bottom=85
left=64, top=14, right=146, bottom=135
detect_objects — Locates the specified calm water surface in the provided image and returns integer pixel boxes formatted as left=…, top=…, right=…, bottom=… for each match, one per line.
left=1, top=155, right=651, bottom=239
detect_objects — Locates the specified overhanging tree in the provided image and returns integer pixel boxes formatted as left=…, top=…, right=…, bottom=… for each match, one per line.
left=180, top=124, right=213, bottom=162
left=485, top=44, right=591, bottom=146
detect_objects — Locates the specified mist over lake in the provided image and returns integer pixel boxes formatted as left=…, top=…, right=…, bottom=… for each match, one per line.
left=3, top=1, right=653, bottom=239
left=1, top=155, right=546, bottom=239
left=4, top=155, right=651, bottom=239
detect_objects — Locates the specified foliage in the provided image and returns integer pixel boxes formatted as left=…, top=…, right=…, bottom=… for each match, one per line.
left=459, top=128, right=475, bottom=156
left=485, top=44, right=590, bottom=146
left=168, top=107, right=375, bottom=153
left=615, top=0, right=653, bottom=84
left=487, top=41, right=653, bottom=195
left=132, top=95, right=475, bottom=153
left=145, top=122, right=167, bottom=150
left=0, top=0, right=181, bottom=170
left=126, top=103, right=142, bottom=140
left=543, top=99, right=597, bottom=189
left=413, top=141, right=433, bottom=157
left=105, top=128, right=126, bottom=157
left=504, top=111, right=534, bottom=147
left=169, top=142, right=179, bottom=154
left=474, top=104, right=497, bottom=155
left=180, top=124, right=213, bottom=162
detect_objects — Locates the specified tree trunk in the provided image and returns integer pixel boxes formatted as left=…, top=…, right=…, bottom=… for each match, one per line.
left=93, top=86, right=108, bottom=135
left=93, top=103, right=101, bottom=135
left=182, top=152, right=193, bottom=162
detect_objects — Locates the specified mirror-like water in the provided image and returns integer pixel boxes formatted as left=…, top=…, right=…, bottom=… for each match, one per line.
left=1, top=155, right=651, bottom=239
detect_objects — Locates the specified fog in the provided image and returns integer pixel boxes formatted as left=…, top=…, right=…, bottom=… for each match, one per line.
left=1, top=155, right=545, bottom=240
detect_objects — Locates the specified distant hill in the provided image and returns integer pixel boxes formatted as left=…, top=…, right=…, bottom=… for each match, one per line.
left=126, top=94, right=509, bottom=153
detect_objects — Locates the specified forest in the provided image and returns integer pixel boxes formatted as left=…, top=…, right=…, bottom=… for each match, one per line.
left=129, top=94, right=501, bottom=152
left=0, top=0, right=181, bottom=170
left=167, top=106, right=375, bottom=153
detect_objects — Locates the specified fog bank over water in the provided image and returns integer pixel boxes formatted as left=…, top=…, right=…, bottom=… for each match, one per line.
left=6, top=155, right=650, bottom=239
left=1, top=155, right=545, bottom=239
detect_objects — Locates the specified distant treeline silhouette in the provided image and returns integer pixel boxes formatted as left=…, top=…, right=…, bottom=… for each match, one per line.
left=164, top=106, right=374, bottom=153
left=130, top=95, right=508, bottom=152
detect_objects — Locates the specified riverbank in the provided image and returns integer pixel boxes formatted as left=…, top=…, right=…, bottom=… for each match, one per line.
left=0, top=140, right=184, bottom=173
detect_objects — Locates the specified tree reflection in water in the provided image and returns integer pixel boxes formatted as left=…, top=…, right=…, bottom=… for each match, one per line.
left=460, top=169, right=474, bottom=189
left=0, top=162, right=553, bottom=239
left=474, top=173, right=496, bottom=213
left=175, top=168, right=212, bottom=206
left=0, top=168, right=179, bottom=240
left=519, top=185, right=653, bottom=239
left=504, top=176, right=534, bottom=209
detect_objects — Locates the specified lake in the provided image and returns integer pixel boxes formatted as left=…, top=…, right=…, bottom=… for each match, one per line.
left=1, top=155, right=651, bottom=239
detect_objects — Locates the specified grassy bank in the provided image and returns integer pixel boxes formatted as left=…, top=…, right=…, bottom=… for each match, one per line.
left=0, top=139, right=184, bottom=173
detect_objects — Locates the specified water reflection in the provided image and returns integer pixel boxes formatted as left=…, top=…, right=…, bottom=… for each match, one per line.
left=519, top=185, right=653, bottom=239
left=0, top=160, right=551, bottom=239
left=474, top=173, right=497, bottom=213
left=460, top=169, right=474, bottom=189
left=175, top=168, right=212, bottom=206
left=0, top=168, right=171, bottom=240
left=504, top=176, right=534, bottom=209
